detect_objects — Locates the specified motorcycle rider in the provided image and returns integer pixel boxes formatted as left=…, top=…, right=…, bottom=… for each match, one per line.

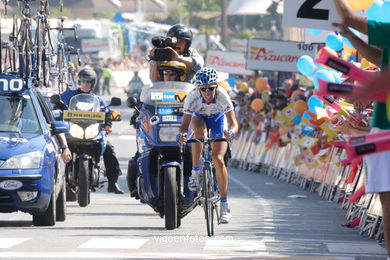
left=149, top=24, right=203, bottom=82
left=176, top=67, right=238, bottom=224
left=129, top=61, right=187, bottom=198
left=61, top=66, right=124, bottom=194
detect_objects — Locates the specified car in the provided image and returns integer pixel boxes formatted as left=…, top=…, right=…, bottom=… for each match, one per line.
left=0, top=74, right=69, bottom=226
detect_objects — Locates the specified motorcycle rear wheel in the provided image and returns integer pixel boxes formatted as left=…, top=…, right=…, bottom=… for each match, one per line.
left=78, top=158, right=90, bottom=207
left=164, top=167, right=177, bottom=230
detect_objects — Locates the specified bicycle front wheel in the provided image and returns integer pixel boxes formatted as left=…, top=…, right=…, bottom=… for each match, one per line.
left=203, top=164, right=215, bottom=236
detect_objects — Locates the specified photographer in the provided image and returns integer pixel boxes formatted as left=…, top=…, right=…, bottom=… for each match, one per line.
left=149, top=24, right=204, bottom=82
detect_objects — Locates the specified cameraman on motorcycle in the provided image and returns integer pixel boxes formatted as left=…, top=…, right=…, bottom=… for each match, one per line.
left=61, top=66, right=124, bottom=194
left=128, top=61, right=187, bottom=198
left=149, top=24, right=203, bottom=82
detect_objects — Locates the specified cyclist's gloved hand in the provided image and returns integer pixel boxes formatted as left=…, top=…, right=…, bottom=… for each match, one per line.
left=176, top=132, right=187, bottom=145
left=225, top=129, right=235, bottom=142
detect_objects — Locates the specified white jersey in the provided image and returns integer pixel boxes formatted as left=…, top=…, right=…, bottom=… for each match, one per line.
left=183, top=87, right=234, bottom=117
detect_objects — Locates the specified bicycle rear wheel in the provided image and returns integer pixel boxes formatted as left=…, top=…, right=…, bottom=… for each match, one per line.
left=203, top=164, right=215, bottom=236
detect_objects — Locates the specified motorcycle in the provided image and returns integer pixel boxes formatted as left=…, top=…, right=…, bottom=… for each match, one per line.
left=126, top=77, right=147, bottom=100
left=51, top=94, right=121, bottom=207
left=126, top=81, right=199, bottom=230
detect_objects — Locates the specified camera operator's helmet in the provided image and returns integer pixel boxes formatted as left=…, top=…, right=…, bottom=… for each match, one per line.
left=167, top=24, right=193, bottom=53
left=159, top=61, right=187, bottom=81
left=78, top=66, right=97, bottom=89
left=195, top=67, right=218, bottom=86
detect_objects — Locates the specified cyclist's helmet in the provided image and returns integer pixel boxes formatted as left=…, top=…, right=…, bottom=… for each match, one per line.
left=195, top=67, right=218, bottom=86
left=167, top=24, right=193, bottom=55
left=78, top=66, right=97, bottom=89
left=159, top=61, right=187, bottom=81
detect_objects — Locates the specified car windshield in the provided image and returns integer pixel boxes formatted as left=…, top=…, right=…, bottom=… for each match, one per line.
left=140, top=81, right=195, bottom=106
left=0, top=95, right=41, bottom=134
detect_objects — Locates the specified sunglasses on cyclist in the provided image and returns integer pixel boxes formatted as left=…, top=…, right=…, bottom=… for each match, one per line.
left=78, top=79, right=93, bottom=84
left=163, top=71, right=177, bottom=77
left=199, top=86, right=217, bottom=92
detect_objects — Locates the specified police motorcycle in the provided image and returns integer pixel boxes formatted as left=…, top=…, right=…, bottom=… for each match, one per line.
left=51, top=94, right=121, bottom=207
left=126, top=71, right=147, bottom=100
left=127, top=81, right=199, bottom=230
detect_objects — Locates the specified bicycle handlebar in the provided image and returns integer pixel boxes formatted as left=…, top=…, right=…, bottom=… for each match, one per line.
left=186, top=138, right=227, bottom=144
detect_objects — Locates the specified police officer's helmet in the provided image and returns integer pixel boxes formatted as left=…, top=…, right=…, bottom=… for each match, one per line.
left=78, top=66, right=97, bottom=88
left=159, top=61, right=187, bottom=81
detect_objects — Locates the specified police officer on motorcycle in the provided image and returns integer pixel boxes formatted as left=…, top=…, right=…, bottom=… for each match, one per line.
left=128, top=61, right=187, bottom=198
left=61, top=66, right=124, bottom=194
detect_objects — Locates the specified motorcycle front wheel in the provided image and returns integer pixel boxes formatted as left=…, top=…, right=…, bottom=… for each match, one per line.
left=164, top=167, right=178, bottom=230
left=78, top=158, right=90, bottom=207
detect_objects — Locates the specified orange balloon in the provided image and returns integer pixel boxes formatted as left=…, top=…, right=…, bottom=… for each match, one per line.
left=291, top=90, right=304, bottom=100
left=347, top=0, right=374, bottom=10
left=279, top=127, right=289, bottom=136
left=294, top=100, right=307, bottom=114
left=251, top=98, right=264, bottom=111
left=255, top=77, right=267, bottom=91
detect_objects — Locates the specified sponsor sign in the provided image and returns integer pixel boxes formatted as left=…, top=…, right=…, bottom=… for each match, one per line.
left=246, top=39, right=317, bottom=72
left=175, top=92, right=187, bottom=103
left=157, top=107, right=174, bottom=115
left=151, top=92, right=163, bottom=101
left=207, top=50, right=254, bottom=75
left=162, top=92, right=176, bottom=102
left=63, top=111, right=105, bottom=122
left=162, top=115, right=177, bottom=122
left=230, top=38, right=248, bottom=53
left=81, top=38, right=109, bottom=53
left=0, top=76, right=24, bottom=93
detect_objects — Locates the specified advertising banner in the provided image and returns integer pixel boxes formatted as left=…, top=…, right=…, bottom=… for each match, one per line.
left=206, top=50, right=254, bottom=75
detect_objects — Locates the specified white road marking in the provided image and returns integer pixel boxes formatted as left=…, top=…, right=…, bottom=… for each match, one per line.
left=204, top=238, right=273, bottom=251
left=78, top=238, right=148, bottom=249
left=119, top=135, right=136, bottom=140
left=0, top=238, right=30, bottom=248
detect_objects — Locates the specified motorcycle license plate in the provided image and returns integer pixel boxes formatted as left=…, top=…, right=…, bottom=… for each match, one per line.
left=63, top=111, right=105, bottom=122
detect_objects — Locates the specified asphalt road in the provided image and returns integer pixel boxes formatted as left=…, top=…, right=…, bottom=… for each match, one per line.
left=0, top=86, right=386, bottom=259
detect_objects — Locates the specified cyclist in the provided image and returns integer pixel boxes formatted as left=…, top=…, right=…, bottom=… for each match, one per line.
left=129, top=61, right=187, bottom=198
left=149, top=24, right=203, bottom=82
left=176, top=67, right=239, bottom=224
left=61, top=66, right=124, bottom=194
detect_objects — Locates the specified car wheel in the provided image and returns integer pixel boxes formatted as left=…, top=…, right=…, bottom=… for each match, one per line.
left=56, top=178, right=66, bottom=222
left=33, top=185, right=56, bottom=226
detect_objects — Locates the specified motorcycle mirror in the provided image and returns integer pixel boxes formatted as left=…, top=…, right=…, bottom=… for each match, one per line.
left=109, top=97, right=122, bottom=107
left=50, top=94, right=68, bottom=110
left=127, top=97, right=138, bottom=108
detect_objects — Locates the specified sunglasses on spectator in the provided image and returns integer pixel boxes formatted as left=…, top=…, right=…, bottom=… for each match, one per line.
left=78, top=79, right=93, bottom=84
left=199, top=86, right=217, bottom=92
left=163, top=71, right=177, bottom=77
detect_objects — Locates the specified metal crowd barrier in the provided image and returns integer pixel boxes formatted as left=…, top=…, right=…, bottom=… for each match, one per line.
left=228, top=129, right=384, bottom=243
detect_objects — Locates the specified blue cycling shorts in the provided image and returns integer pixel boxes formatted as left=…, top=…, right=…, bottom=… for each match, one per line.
left=194, top=112, right=225, bottom=139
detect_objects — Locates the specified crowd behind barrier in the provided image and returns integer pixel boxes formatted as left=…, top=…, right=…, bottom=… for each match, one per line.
left=228, top=128, right=384, bottom=242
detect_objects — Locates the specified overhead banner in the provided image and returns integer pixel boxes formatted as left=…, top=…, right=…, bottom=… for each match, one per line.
left=246, top=39, right=317, bottom=72
left=206, top=50, right=254, bottom=76
left=282, top=0, right=341, bottom=31
left=81, top=38, right=109, bottom=53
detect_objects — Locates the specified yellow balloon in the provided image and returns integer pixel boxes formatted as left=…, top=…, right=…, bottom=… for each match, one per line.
left=239, top=82, right=249, bottom=92
left=255, top=77, right=267, bottom=91
left=347, top=0, right=375, bottom=10
left=251, top=98, right=264, bottom=111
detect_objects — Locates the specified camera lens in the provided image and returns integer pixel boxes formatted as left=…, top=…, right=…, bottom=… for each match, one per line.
left=151, top=36, right=163, bottom=47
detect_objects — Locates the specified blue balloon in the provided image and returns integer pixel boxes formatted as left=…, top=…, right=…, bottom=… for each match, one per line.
left=326, top=32, right=343, bottom=51
left=366, top=0, right=383, bottom=21
left=297, top=55, right=315, bottom=76
left=308, top=28, right=322, bottom=35
left=302, top=111, right=312, bottom=120
left=227, top=76, right=236, bottom=87
left=308, top=95, right=324, bottom=113
left=382, top=1, right=390, bottom=23
left=292, top=114, right=302, bottom=125
left=313, top=69, right=335, bottom=89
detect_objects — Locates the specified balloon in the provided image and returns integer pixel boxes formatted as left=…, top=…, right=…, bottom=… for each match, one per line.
left=366, top=0, right=383, bottom=21
left=251, top=98, right=264, bottom=111
left=292, top=114, right=302, bottom=125
left=325, top=32, right=343, bottom=51
left=308, top=95, right=324, bottom=113
left=308, top=28, right=322, bottom=35
left=382, top=1, right=390, bottom=22
left=227, top=76, right=236, bottom=87
left=218, top=81, right=231, bottom=92
left=239, top=82, right=249, bottom=92
left=297, top=55, right=315, bottom=76
left=347, top=0, right=375, bottom=10
left=294, top=100, right=307, bottom=114
left=255, top=77, right=267, bottom=91
left=279, top=127, right=289, bottom=136
left=313, top=69, right=336, bottom=89
left=303, top=111, right=313, bottom=120
left=291, top=90, right=304, bottom=101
